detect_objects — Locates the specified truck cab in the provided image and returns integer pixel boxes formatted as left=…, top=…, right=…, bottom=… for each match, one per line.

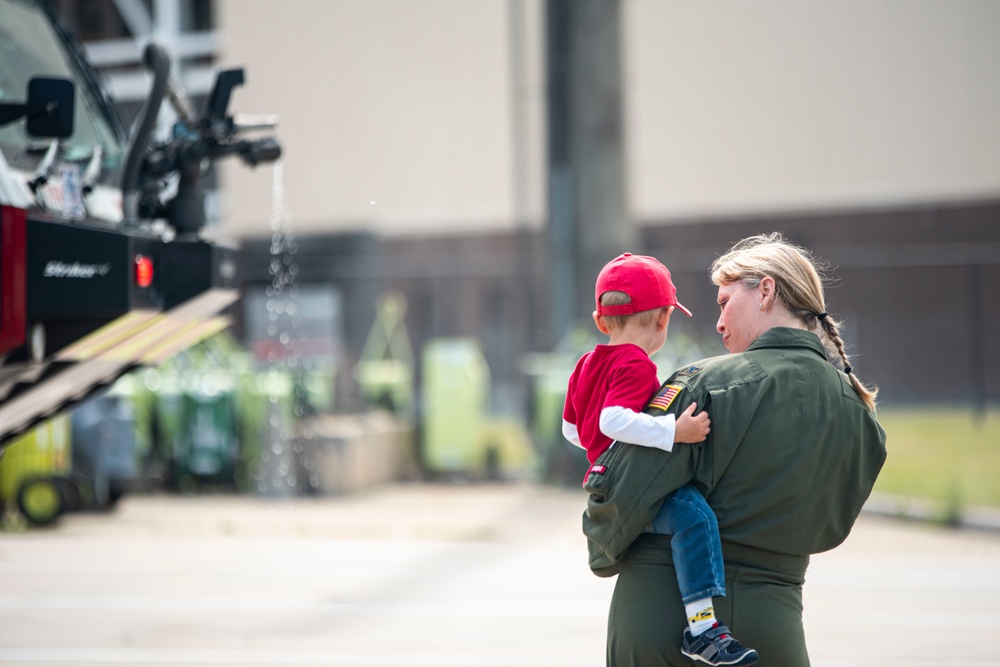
left=0, top=0, right=278, bottom=448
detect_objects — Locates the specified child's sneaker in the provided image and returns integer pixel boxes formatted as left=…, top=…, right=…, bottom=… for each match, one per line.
left=681, top=623, right=758, bottom=666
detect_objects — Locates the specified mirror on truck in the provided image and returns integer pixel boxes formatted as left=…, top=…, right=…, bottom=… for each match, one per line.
left=26, top=78, right=75, bottom=138
left=0, top=77, right=75, bottom=138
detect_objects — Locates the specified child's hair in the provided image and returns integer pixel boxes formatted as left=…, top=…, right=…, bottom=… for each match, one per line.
left=598, top=291, right=666, bottom=331
left=710, top=232, right=879, bottom=411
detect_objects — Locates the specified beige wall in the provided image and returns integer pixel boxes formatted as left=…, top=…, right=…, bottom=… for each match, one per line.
left=625, top=0, right=1000, bottom=221
left=217, top=0, right=547, bottom=239
left=216, top=0, right=1000, bottom=239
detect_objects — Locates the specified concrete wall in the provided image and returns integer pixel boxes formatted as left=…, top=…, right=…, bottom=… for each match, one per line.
left=626, top=0, right=1000, bottom=221
left=216, top=0, right=547, bottom=238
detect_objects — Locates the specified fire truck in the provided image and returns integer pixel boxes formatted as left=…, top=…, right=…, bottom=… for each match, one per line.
left=0, top=1, right=278, bottom=462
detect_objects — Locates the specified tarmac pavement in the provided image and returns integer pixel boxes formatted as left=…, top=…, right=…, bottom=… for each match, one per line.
left=0, top=481, right=998, bottom=666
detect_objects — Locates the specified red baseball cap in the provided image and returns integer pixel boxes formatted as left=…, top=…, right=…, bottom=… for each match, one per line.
left=595, top=253, right=692, bottom=317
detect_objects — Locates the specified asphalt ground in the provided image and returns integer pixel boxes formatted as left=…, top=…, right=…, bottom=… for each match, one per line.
left=0, top=482, right=998, bottom=667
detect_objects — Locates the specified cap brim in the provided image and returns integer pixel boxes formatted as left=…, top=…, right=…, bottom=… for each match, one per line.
left=675, top=302, right=693, bottom=317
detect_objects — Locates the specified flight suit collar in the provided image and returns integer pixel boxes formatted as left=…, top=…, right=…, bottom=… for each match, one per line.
left=745, top=327, right=826, bottom=360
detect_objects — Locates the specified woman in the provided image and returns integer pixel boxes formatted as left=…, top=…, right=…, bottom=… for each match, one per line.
left=582, top=233, right=887, bottom=666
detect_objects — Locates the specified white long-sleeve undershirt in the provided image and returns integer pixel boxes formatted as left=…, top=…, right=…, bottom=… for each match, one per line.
left=562, top=421, right=583, bottom=448
left=563, top=406, right=676, bottom=453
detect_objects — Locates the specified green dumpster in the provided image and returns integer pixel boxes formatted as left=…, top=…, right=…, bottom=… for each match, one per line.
left=145, top=333, right=260, bottom=493
left=170, top=371, right=240, bottom=491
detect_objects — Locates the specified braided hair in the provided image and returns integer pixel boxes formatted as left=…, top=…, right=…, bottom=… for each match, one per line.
left=710, top=232, right=878, bottom=411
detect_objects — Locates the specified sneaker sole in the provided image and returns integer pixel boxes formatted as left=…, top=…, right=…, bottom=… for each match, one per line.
left=680, top=649, right=760, bottom=666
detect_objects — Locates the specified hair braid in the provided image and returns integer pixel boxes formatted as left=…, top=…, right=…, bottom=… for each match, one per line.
left=820, top=315, right=878, bottom=411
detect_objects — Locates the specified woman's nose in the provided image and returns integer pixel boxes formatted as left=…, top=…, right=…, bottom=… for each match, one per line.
left=716, top=315, right=725, bottom=333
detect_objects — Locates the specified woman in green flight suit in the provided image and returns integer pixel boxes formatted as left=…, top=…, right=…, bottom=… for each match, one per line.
left=582, top=233, right=887, bottom=666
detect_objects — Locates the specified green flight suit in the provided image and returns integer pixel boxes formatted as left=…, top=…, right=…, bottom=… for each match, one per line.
left=582, top=327, right=887, bottom=666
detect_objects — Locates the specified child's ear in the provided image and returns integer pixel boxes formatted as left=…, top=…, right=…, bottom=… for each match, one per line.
left=592, top=311, right=610, bottom=335
left=656, top=306, right=673, bottom=331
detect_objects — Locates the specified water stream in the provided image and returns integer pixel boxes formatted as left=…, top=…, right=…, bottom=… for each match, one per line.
left=253, top=160, right=317, bottom=496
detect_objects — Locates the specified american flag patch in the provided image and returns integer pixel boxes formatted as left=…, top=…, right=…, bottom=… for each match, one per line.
left=648, top=384, right=683, bottom=411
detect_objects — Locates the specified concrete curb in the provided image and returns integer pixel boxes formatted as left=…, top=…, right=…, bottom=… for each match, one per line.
left=863, top=493, right=1000, bottom=533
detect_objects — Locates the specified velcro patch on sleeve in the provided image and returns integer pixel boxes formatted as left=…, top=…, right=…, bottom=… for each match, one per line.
left=648, top=384, right=683, bottom=411
left=676, top=364, right=702, bottom=378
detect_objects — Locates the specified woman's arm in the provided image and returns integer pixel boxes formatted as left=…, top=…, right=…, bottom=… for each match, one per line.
left=584, top=379, right=709, bottom=575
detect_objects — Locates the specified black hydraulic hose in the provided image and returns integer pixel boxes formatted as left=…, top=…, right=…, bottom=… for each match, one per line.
left=120, top=41, right=171, bottom=224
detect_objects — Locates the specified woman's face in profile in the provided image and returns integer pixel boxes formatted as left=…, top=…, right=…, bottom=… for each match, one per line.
left=716, top=281, right=759, bottom=353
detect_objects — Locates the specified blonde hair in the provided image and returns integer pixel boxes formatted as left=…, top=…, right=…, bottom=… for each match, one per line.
left=710, top=232, right=878, bottom=411
left=598, top=291, right=665, bottom=331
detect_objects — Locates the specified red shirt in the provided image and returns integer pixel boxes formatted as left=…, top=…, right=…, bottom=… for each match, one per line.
left=563, top=344, right=660, bottom=463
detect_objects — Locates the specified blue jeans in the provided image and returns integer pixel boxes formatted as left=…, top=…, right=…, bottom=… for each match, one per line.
left=648, top=483, right=726, bottom=605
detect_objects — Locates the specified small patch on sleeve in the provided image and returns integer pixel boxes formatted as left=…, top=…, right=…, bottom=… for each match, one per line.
left=589, top=464, right=607, bottom=475
left=676, top=364, right=703, bottom=378
left=648, top=384, right=683, bottom=411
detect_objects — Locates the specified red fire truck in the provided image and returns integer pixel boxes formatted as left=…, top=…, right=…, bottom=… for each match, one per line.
left=0, top=1, right=278, bottom=455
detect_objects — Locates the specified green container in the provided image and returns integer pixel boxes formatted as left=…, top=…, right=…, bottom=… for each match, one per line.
left=169, top=371, right=239, bottom=490
left=420, top=338, right=490, bottom=473
left=142, top=333, right=258, bottom=492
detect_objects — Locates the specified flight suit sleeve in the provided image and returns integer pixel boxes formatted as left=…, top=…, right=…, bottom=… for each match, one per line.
left=581, top=372, right=711, bottom=577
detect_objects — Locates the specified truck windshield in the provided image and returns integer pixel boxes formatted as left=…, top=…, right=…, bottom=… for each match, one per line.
left=0, top=0, right=123, bottom=184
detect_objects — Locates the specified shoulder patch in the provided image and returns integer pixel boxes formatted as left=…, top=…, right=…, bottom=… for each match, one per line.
left=648, top=384, right=683, bottom=411
left=676, top=364, right=703, bottom=378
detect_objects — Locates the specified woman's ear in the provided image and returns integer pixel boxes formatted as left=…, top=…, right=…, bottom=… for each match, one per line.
left=759, top=276, right=777, bottom=307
